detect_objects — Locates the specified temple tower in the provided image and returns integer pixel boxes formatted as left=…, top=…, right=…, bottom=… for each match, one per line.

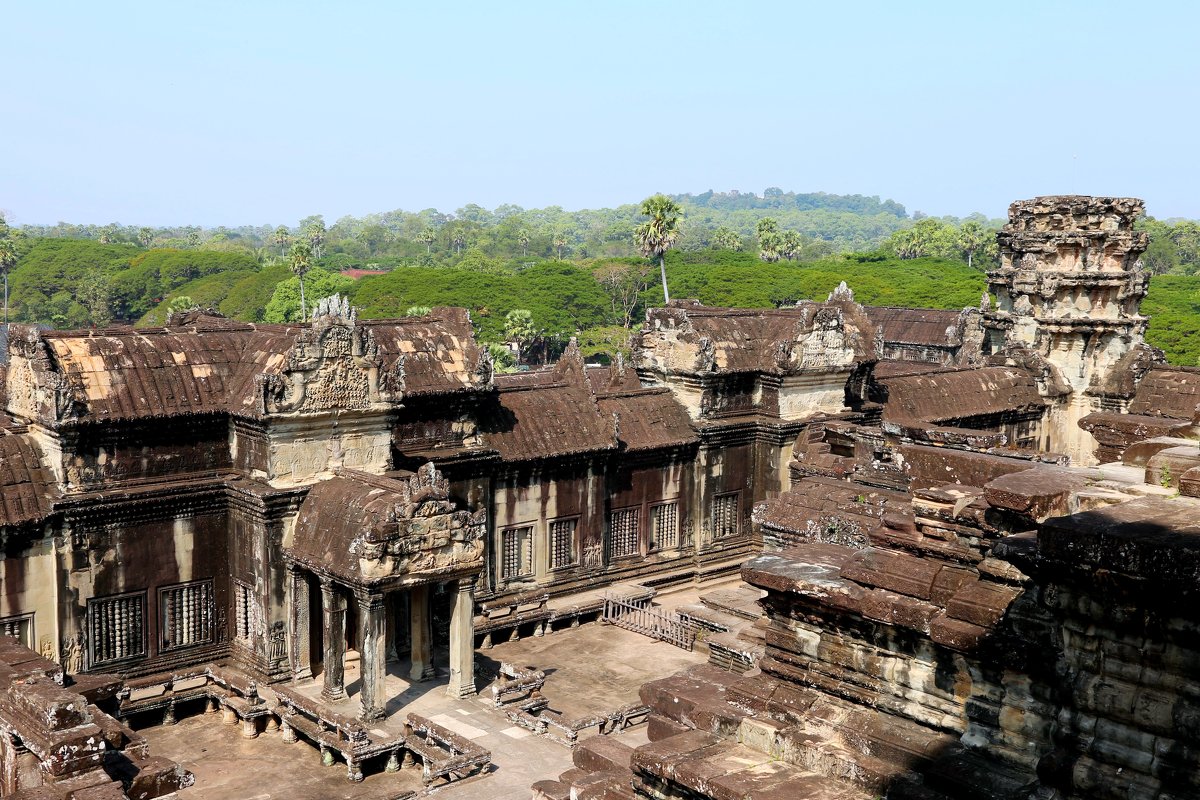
left=983, top=196, right=1151, bottom=464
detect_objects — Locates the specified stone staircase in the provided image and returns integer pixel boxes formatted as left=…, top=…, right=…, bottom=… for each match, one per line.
left=675, top=585, right=766, bottom=672
left=629, top=664, right=1038, bottom=800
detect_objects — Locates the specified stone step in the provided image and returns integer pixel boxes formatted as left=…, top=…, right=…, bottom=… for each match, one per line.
left=704, top=628, right=764, bottom=673
left=123, top=752, right=194, bottom=800
left=917, top=750, right=1037, bottom=800
left=676, top=603, right=745, bottom=633
left=698, top=585, right=766, bottom=620
left=632, top=731, right=871, bottom=800
left=572, top=735, right=635, bottom=774
left=639, top=665, right=751, bottom=737
left=725, top=682, right=964, bottom=792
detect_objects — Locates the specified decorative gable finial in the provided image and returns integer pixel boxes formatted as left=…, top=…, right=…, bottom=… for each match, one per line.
left=312, top=294, right=357, bottom=324
left=827, top=281, right=855, bottom=302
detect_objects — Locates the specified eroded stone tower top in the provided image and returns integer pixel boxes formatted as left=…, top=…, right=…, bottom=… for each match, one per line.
left=997, top=195, right=1147, bottom=273
left=987, top=194, right=1149, bottom=332
left=984, top=195, right=1158, bottom=464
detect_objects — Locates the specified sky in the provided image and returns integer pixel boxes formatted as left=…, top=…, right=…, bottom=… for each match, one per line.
left=3, top=0, right=1198, bottom=226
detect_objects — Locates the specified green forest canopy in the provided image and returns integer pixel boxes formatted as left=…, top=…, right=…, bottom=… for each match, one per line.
left=11, top=189, right=1199, bottom=279
left=4, top=188, right=1200, bottom=366
left=127, top=246, right=1200, bottom=367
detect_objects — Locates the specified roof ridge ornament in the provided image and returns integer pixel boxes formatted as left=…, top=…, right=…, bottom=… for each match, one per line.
left=311, top=294, right=357, bottom=324
left=827, top=281, right=855, bottom=303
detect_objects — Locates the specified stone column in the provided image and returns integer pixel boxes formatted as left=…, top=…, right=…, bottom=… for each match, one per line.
left=288, top=565, right=313, bottom=681
left=358, top=592, right=388, bottom=721
left=320, top=578, right=346, bottom=701
left=446, top=577, right=476, bottom=699
left=397, top=591, right=411, bottom=653
left=408, top=584, right=434, bottom=682
left=385, top=593, right=399, bottom=663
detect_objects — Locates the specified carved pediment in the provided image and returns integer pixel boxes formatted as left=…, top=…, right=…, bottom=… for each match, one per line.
left=262, top=304, right=404, bottom=414
left=289, top=464, right=485, bottom=585
left=776, top=303, right=880, bottom=372
left=6, top=327, right=87, bottom=423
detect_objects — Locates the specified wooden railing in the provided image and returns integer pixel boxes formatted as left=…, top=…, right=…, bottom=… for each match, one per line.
left=602, top=594, right=695, bottom=651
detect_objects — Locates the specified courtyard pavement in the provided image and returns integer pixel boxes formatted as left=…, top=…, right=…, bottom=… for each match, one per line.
left=140, top=619, right=705, bottom=800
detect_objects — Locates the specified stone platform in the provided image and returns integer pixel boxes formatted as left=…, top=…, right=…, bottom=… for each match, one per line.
left=141, top=664, right=573, bottom=800
left=136, top=617, right=704, bottom=800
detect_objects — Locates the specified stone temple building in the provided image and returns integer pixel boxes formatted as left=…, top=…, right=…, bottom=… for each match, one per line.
left=0, top=195, right=1198, bottom=799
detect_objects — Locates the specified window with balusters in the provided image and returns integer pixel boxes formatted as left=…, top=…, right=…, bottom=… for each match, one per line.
left=609, top=507, right=640, bottom=559
left=500, top=526, right=534, bottom=580
left=548, top=517, right=577, bottom=570
left=712, top=491, right=741, bottom=540
left=87, top=592, right=146, bottom=667
left=0, top=614, right=33, bottom=649
left=159, top=580, right=214, bottom=651
left=234, top=581, right=253, bottom=642
left=650, top=501, right=679, bottom=550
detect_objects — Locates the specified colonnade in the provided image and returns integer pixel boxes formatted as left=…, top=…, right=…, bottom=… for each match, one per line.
left=287, top=566, right=476, bottom=721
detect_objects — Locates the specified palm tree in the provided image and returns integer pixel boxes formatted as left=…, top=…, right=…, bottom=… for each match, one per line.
left=957, top=221, right=988, bottom=270
left=0, top=237, right=17, bottom=325
left=552, top=234, right=568, bottom=260
left=517, top=228, right=531, bottom=257
left=780, top=230, right=804, bottom=261
left=504, top=309, right=538, bottom=365
left=273, top=225, right=291, bottom=256
left=634, top=194, right=682, bottom=303
left=186, top=229, right=201, bottom=248
left=712, top=227, right=741, bottom=251
left=138, top=227, right=154, bottom=248
left=416, top=227, right=436, bottom=253
left=450, top=227, right=467, bottom=255
left=289, top=242, right=313, bottom=321
left=304, top=221, right=326, bottom=259
left=755, top=218, right=781, bottom=262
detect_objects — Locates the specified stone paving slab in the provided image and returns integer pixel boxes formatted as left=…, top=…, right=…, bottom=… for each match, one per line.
left=482, top=618, right=706, bottom=720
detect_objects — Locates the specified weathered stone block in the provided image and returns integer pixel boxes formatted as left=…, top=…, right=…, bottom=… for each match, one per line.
left=646, top=713, right=691, bottom=742
left=1145, top=446, right=1200, bottom=489
left=573, top=736, right=635, bottom=775
left=944, top=581, right=1022, bottom=628
left=929, top=613, right=988, bottom=652
left=840, top=549, right=942, bottom=601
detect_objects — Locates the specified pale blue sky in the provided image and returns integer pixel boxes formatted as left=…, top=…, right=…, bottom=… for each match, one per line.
left=3, top=1, right=1198, bottom=226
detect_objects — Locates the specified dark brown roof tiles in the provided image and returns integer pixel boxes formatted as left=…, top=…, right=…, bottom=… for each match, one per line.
left=880, top=366, right=1044, bottom=425
left=597, top=389, right=698, bottom=452
left=1127, top=366, right=1200, bottom=419
left=480, top=384, right=617, bottom=463
left=0, top=434, right=57, bottom=528
left=863, top=306, right=967, bottom=347
left=18, top=310, right=485, bottom=423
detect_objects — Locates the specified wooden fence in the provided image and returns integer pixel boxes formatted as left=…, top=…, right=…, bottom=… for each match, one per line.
left=601, top=594, right=695, bottom=651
